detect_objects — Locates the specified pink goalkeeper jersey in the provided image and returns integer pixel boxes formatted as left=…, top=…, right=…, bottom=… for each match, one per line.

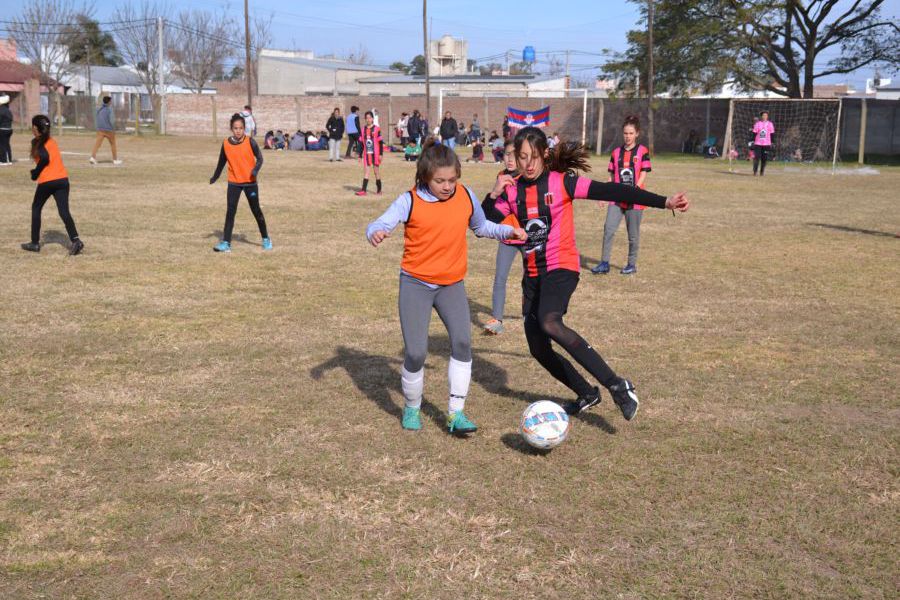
left=753, top=121, right=774, bottom=146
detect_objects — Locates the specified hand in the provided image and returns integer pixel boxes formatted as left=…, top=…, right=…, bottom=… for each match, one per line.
left=369, top=230, right=390, bottom=247
left=665, top=192, right=690, bottom=212
left=491, top=174, right=516, bottom=198
left=511, top=227, right=527, bottom=242
left=209, top=177, right=216, bottom=185
left=30, top=169, right=38, bottom=181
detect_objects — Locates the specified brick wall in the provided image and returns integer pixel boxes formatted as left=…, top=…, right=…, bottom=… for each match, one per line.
left=166, top=93, right=732, bottom=153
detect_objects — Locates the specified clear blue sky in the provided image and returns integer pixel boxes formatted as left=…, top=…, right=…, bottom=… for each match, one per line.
left=5, top=0, right=898, bottom=88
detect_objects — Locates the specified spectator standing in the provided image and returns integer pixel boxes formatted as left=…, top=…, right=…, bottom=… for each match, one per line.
left=326, top=107, right=345, bottom=162
left=0, top=94, right=13, bottom=165
left=240, top=105, right=256, bottom=137
left=440, top=111, right=458, bottom=149
left=90, top=96, right=122, bottom=165
left=345, top=106, right=361, bottom=158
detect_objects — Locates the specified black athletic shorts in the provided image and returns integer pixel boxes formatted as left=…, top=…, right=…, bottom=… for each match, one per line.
left=521, top=269, right=580, bottom=319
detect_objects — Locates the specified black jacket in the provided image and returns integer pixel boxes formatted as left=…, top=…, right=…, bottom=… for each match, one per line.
left=326, top=115, right=345, bottom=140
left=440, top=117, right=458, bottom=140
left=0, top=105, right=12, bottom=130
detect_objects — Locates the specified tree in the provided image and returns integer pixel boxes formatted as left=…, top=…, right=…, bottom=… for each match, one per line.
left=169, top=9, right=235, bottom=93
left=546, top=54, right=565, bottom=77
left=605, top=0, right=900, bottom=99
left=8, top=0, right=82, bottom=128
left=509, top=61, right=533, bottom=75
left=345, top=44, right=372, bottom=65
left=725, top=0, right=900, bottom=98
left=478, top=62, right=503, bottom=76
left=113, top=1, right=170, bottom=129
left=409, top=54, right=426, bottom=75
left=64, top=14, right=121, bottom=66
left=390, top=61, right=410, bottom=73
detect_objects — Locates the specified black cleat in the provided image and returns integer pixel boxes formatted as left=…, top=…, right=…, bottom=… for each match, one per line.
left=609, top=378, right=639, bottom=421
left=68, top=239, right=84, bottom=256
left=563, top=386, right=601, bottom=415
left=21, top=242, right=40, bottom=252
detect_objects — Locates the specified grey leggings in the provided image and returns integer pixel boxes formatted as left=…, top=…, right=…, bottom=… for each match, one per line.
left=601, top=203, right=643, bottom=266
left=491, top=242, right=522, bottom=320
left=399, top=273, right=472, bottom=372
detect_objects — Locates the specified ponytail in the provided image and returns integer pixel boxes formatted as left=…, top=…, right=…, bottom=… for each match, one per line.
left=514, top=126, right=591, bottom=175
left=30, top=114, right=51, bottom=160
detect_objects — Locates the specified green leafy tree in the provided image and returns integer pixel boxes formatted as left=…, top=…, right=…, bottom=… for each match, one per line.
left=390, top=61, right=410, bottom=73
left=409, top=54, right=426, bottom=76
left=64, top=14, right=121, bottom=66
left=604, top=0, right=900, bottom=99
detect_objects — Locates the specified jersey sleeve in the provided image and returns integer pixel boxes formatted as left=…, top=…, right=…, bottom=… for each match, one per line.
left=608, top=155, right=615, bottom=173
left=640, top=148, right=652, bottom=172
left=466, top=187, right=514, bottom=240
left=564, top=173, right=667, bottom=208
left=366, top=192, right=412, bottom=242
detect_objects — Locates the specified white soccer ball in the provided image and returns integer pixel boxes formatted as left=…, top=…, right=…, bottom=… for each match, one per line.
left=520, top=400, right=571, bottom=450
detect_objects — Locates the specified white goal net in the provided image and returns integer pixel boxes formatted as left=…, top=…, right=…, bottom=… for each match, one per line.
left=724, top=99, right=841, bottom=170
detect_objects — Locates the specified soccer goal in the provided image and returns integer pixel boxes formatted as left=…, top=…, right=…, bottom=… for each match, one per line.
left=723, top=98, right=842, bottom=173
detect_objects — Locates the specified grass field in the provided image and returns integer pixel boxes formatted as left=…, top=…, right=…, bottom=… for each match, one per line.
left=0, top=132, right=897, bottom=598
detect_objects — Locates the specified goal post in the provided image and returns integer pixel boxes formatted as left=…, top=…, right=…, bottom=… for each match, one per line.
left=725, top=98, right=842, bottom=173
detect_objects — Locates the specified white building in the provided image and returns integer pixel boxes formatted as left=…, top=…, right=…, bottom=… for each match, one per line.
left=257, top=52, right=394, bottom=95
left=356, top=74, right=569, bottom=97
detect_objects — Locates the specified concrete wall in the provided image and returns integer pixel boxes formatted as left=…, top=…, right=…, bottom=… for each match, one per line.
left=839, top=99, right=900, bottom=156
left=258, top=57, right=390, bottom=96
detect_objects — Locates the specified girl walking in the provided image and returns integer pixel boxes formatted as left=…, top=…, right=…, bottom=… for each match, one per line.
left=484, top=127, right=689, bottom=421
left=366, top=139, right=525, bottom=433
left=21, top=115, right=84, bottom=255
left=209, top=113, right=272, bottom=253
left=591, top=115, right=651, bottom=275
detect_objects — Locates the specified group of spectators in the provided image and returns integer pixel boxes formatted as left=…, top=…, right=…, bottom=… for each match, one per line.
left=240, top=103, right=550, bottom=165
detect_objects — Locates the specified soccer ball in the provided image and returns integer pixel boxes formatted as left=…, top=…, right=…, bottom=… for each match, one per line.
left=520, top=400, right=571, bottom=450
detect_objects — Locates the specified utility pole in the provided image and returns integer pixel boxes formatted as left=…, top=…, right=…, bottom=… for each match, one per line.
left=647, top=0, right=655, bottom=154
left=423, top=0, right=430, bottom=123
left=157, top=16, right=166, bottom=134
left=244, top=0, right=252, bottom=106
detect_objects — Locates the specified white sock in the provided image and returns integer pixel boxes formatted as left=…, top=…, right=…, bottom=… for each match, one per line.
left=447, top=357, right=472, bottom=414
left=401, top=366, right=424, bottom=409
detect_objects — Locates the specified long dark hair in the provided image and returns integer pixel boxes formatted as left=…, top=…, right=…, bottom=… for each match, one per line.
left=30, top=114, right=51, bottom=160
left=415, top=137, right=460, bottom=188
left=513, top=126, right=591, bottom=175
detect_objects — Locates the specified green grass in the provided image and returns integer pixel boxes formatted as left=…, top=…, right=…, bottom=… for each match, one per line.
left=0, top=132, right=897, bottom=598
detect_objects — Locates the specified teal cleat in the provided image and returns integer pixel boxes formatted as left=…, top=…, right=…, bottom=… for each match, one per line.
left=447, top=411, right=477, bottom=435
left=213, top=241, right=231, bottom=253
left=262, top=237, right=273, bottom=251
left=402, top=406, right=422, bottom=431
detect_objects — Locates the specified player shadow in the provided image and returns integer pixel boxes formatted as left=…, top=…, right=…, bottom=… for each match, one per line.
left=807, top=222, right=900, bottom=239
left=467, top=298, right=522, bottom=328
left=342, top=184, right=363, bottom=192
left=308, top=346, right=446, bottom=429
left=717, top=170, right=755, bottom=176
left=205, top=231, right=261, bottom=246
left=40, top=230, right=71, bottom=247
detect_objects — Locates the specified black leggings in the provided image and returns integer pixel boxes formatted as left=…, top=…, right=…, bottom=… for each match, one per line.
left=224, top=183, right=268, bottom=242
left=522, top=270, right=618, bottom=397
left=0, top=130, right=11, bottom=163
left=752, top=144, right=769, bottom=175
left=32, top=179, right=79, bottom=244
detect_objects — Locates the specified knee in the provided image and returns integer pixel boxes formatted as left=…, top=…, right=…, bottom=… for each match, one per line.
left=449, top=335, right=472, bottom=362
left=538, top=313, right=563, bottom=339
left=404, top=350, right=426, bottom=373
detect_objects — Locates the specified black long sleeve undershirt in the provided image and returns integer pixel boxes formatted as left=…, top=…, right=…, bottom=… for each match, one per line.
left=30, top=146, right=49, bottom=181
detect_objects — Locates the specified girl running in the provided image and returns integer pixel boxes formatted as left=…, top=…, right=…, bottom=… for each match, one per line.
left=355, top=111, right=383, bottom=196
left=366, top=139, right=526, bottom=434
left=209, top=113, right=271, bottom=253
left=482, top=140, right=523, bottom=335
left=591, top=115, right=651, bottom=275
left=484, top=127, right=689, bottom=421
left=21, top=115, right=84, bottom=255
left=752, top=110, right=774, bottom=176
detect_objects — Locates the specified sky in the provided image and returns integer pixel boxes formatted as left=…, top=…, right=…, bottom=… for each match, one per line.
left=4, top=0, right=899, bottom=89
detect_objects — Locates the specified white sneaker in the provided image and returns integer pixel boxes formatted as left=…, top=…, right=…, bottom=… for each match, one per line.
left=89, top=157, right=97, bottom=164
left=113, top=160, right=123, bottom=165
